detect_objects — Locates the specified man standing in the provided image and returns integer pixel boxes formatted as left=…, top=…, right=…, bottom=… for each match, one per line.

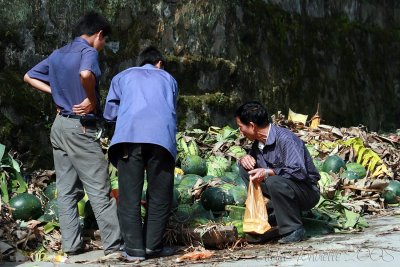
left=104, top=46, right=178, bottom=262
left=235, top=101, right=320, bottom=243
left=23, top=12, right=121, bottom=255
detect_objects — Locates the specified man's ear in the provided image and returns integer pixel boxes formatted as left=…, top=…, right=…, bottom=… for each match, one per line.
left=155, top=60, right=164, bottom=69
left=96, top=30, right=104, bottom=39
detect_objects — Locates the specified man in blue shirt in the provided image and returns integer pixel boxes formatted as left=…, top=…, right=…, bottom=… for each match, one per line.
left=104, top=46, right=178, bottom=262
left=235, top=101, right=320, bottom=243
left=23, top=12, right=121, bottom=256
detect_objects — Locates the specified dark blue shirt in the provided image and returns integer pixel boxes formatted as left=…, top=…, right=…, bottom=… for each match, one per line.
left=27, top=37, right=101, bottom=116
left=104, top=64, right=178, bottom=163
left=250, top=124, right=320, bottom=183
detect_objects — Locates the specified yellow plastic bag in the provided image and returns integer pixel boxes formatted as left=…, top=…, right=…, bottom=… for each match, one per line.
left=243, top=180, right=271, bottom=234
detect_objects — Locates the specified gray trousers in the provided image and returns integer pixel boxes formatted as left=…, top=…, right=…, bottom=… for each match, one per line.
left=50, top=115, right=121, bottom=254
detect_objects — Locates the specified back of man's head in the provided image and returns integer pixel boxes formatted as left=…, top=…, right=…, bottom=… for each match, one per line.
left=137, top=46, right=165, bottom=67
left=235, top=101, right=270, bottom=127
left=74, top=11, right=111, bottom=37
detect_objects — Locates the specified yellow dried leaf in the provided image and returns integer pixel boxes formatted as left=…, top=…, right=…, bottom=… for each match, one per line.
left=288, top=108, right=308, bottom=125
left=309, top=103, right=320, bottom=129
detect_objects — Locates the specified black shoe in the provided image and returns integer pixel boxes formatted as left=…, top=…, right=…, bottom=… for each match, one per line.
left=66, top=248, right=84, bottom=256
left=146, top=247, right=175, bottom=259
left=278, top=227, right=306, bottom=244
left=245, top=227, right=280, bottom=243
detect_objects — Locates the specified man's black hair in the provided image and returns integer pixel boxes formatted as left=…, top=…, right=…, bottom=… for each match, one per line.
left=74, top=11, right=112, bottom=37
left=235, top=101, right=270, bottom=127
left=137, top=46, right=165, bottom=67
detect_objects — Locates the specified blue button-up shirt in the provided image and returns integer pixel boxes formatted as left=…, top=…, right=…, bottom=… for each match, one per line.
left=250, top=124, right=320, bottom=183
left=103, top=64, right=178, bottom=164
left=27, top=37, right=101, bottom=115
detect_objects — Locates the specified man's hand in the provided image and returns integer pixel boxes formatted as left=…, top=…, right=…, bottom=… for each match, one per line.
left=239, top=155, right=256, bottom=170
left=248, top=168, right=267, bottom=184
left=73, top=98, right=95, bottom=115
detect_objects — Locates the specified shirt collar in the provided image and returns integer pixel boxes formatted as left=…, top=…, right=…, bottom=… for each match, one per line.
left=73, top=37, right=90, bottom=46
left=141, top=64, right=158, bottom=69
left=265, top=124, right=276, bottom=146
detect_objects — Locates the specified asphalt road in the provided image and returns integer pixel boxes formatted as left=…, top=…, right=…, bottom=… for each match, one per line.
left=2, top=209, right=400, bottom=267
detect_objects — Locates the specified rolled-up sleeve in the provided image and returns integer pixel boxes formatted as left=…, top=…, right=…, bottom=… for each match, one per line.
left=27, top=58, right=50, bottom=83
left=103, top=76, right=121, bottom=121
left=79, top=48, right=100, bottom=78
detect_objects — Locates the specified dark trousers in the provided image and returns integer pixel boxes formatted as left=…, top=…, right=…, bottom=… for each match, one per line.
left=117, top=143, right=175, bottom=257
left=240, top=166, right=320, bottom=235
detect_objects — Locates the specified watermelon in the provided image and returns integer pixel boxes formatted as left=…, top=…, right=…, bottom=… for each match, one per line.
left=201, top=187, right=235, bottom=212
left=176, top=174, right=201, bottom=204
left=340, top=170, right=359, bottom=180
left=171, top=187, right=180, bottom=209
left=234, top=176, right=246, bottom=188
left=179, top=174, right=202, bottom=188
left=190, top=201, right=214, bottom=226
left=230, top=162, right=240, bottom=174
left=172, top=204, right=193, bottom=223
left=142, top=179, right=148, bottom=201
left=9, top=193, right=43, bottom=221
left=181, top=155, right=207, bottom=176
left=228, top=186, right=247, bottom=206
left=174, top=173, right=183, bottom=185
left=345, top=162, right=367, bottom=179
left=202, top=175, right=215, bottom=183
left=44, top=182, right=57, bottom=200
left=77, top=194, right=89, bottom=217
left=222, top=172, right=239, bottom=183
left=43, top=199, right=59, bottom=222
left=382, top=180, right=400, bottom=204
left=206, top=156, right=231, bottom=177
left=322, top=155, right=346, bottom=173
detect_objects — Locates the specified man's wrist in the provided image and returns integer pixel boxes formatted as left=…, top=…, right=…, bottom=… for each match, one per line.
left=264, top=168, right=269, bottom=181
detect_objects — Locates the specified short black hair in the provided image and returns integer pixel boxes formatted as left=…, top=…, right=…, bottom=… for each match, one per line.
left=74, top=11, right=111, bottom=37
left=137, top=46, right=165, bottom=67
left=235, top=101, right=270, bottom=127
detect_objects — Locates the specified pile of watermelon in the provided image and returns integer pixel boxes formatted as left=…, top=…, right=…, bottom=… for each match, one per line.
left=172, top=153, right=247, bottom=237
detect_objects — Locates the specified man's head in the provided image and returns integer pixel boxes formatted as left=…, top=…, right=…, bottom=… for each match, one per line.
left=75, top=11, right=111, bottom=51
left=137, top=46, right=165, bottom=68
left=235, top=101, right=270, bottom=140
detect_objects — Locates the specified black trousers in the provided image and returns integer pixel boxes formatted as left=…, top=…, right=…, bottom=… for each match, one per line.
left=117, top=143, right=175, bottom=257
left=240, top=166, right=320, bottom=235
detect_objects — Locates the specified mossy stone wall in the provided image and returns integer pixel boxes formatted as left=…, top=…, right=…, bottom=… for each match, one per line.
left=1, top=0, right=399, bottom=169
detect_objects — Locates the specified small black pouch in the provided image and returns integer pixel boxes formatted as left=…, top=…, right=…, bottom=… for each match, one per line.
left=80, top=115, right=98, bottom=127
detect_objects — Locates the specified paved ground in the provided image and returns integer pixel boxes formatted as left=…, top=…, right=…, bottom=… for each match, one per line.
left=2, top=209, right=400, bottom=267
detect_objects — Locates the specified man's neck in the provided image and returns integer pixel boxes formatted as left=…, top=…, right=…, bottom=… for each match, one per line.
left=256, top=124, right=270, bottom=144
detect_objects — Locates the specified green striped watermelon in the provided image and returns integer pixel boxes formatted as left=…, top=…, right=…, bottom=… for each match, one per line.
left=345, top=162, right=367, bottom=179
left=181, top=155, right=207, bottom=176
left=322, top=155, right=346, bottom=173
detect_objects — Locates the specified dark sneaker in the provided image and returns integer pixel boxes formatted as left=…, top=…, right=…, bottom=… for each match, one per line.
left=245, top=227, right=280, bottom=243
left=65, top=244, right=91, bottom=256
left=146, top=247, right=176, bottom=258
left=278, top=227, right=306, bottom=244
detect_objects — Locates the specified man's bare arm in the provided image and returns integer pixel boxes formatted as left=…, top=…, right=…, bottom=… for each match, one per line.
left=78, top=70, right=97, bottom=114
left=23, top=74, right=51, bottom=94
